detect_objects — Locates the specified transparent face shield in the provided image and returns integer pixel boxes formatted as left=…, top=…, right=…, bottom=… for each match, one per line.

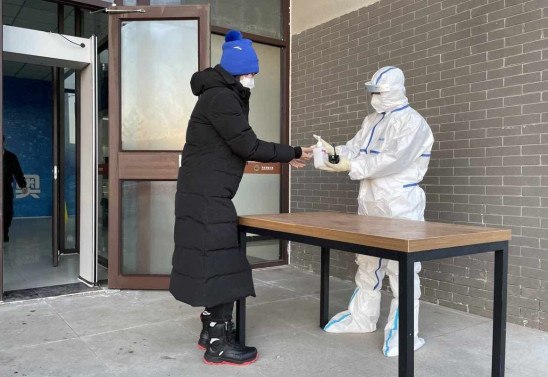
left=365, top=82, right=390, bottom=93
left=365, top=91, right=376, bottom=113
left=364, top=81, right=389, bottom=113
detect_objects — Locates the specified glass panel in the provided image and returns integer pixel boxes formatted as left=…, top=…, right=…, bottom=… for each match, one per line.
left=150, top=0, right=180, bottom=4
left=82, top=11, right=108, bottom=41
left=3, top=0, right=57, bottom=33
left=150, top=0, right=283, bottom=39
left=211, top=35, right=281, bottom=142
left=121, top=181, right=176, bottom=275
left=243, top=0, right=282, bottom=40
left=233, top=175, right=281, bottom=263
left=121, top=20, right=198, bottom=150
left=63, top=69, right=77, bottom=250
left=98, top=49, right=109, bottom=268
left=245, top=239, right=280, bottom=264
left=63, top=6, right=75, bottom=36
left=233, top=175, right=280, bottom=215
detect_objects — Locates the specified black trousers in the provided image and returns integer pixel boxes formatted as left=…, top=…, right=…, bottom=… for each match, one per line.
left=205, top=302, right=234, bottom=322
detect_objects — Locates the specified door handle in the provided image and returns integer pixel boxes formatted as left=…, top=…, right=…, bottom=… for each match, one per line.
left=54, top=165, right=58, bottom=180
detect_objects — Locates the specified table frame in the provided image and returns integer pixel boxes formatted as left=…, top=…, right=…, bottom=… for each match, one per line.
left=236, top=226, right=508, bottom=377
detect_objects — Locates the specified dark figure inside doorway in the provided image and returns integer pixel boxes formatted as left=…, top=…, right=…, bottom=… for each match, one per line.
left=3, top=136, right=28, bottom=242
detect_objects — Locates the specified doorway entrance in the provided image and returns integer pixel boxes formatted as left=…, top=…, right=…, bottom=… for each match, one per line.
left=1, top=24, right=99, bottom=298
left=2, top=61, right=82, bottom=291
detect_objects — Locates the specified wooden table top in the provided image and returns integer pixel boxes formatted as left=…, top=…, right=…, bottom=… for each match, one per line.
left=238, top=212, right=511, bottom=253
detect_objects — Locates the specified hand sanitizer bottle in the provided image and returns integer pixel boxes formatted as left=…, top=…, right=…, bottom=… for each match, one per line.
left=313, top=135, right=327, bottom=168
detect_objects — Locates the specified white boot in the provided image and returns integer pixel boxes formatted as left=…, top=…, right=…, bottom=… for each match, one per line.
left=325, top=256, right=384, bottom=333
left=382, top=261, right=425, bottom=357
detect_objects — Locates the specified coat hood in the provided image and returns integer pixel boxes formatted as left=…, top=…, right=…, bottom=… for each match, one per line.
left=190, top=65, right=249, bottom=99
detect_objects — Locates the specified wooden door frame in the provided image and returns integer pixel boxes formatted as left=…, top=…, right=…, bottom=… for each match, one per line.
left=107, top=5, right=210, bottom=289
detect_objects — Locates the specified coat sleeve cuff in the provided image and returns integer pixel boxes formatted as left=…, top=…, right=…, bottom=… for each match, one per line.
left=293, top=146, right=302, bottom=159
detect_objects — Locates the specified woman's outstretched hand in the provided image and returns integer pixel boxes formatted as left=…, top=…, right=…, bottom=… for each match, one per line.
left=289, top=147, right=313, bottom=168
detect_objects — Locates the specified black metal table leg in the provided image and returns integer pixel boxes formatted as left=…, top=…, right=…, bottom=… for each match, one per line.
left=236, top=298, right=246, bottom=344
left=236, top=228, right=247, bottom=345
left=320, top=247, right=330, bottom=328
left=399, top=255, right=415, bottom=377
left=492, top=243, right=508, bottom=376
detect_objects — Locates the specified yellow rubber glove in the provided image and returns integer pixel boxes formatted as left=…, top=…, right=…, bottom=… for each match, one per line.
left=324, top=157, right=350, bottom=172
left=317, top=165, right=337, bottom=172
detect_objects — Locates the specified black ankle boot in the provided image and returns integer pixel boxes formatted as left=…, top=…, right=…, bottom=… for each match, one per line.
left=197, top=311, right=211, bottom=350
left=203, top=322, right=258, bottom=365
left=198, top=312, right=236, bottom=350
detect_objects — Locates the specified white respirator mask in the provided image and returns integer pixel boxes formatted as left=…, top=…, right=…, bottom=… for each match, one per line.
left=240, top=76, right=255, bottom=90
left=370, top=94, right=384, bottom=113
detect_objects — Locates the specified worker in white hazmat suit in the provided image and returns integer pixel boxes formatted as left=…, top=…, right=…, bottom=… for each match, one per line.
left=317, top=66, right=434, bottom=357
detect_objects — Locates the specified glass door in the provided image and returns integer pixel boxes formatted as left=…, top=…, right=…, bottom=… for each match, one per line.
left=52, top=67, right=79, bottom=268
left=98, top=46, right=109, bottom=272
left=61, top=69, right=78, bottom=254
left=107, top=5, right=210, bottom=289
left=52, top=67, right=61, bottom=267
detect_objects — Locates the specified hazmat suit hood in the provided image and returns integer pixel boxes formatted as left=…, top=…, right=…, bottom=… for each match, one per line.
left=366, top=67, right=408, bottom=113
left=190, top=64, right=250, bottom=99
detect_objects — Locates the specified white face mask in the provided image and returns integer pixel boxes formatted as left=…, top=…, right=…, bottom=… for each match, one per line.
left=240, top=76, right=255, bottom=90
left=370, top=94, right=384, bottom=113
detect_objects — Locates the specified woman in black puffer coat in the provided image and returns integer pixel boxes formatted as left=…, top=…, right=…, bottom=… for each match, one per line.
left=170, top=30, right=311, bottom=366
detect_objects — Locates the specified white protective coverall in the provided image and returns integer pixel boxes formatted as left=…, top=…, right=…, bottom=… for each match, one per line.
left=323, top=66, right=434, bottom=357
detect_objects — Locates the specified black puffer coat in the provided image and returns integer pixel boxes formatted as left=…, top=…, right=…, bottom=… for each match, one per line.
left=170, top=65, right=297, bottom=308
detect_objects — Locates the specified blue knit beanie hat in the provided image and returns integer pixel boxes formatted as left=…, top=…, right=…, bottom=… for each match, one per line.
left=220, top=30, right=259, bottom=76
